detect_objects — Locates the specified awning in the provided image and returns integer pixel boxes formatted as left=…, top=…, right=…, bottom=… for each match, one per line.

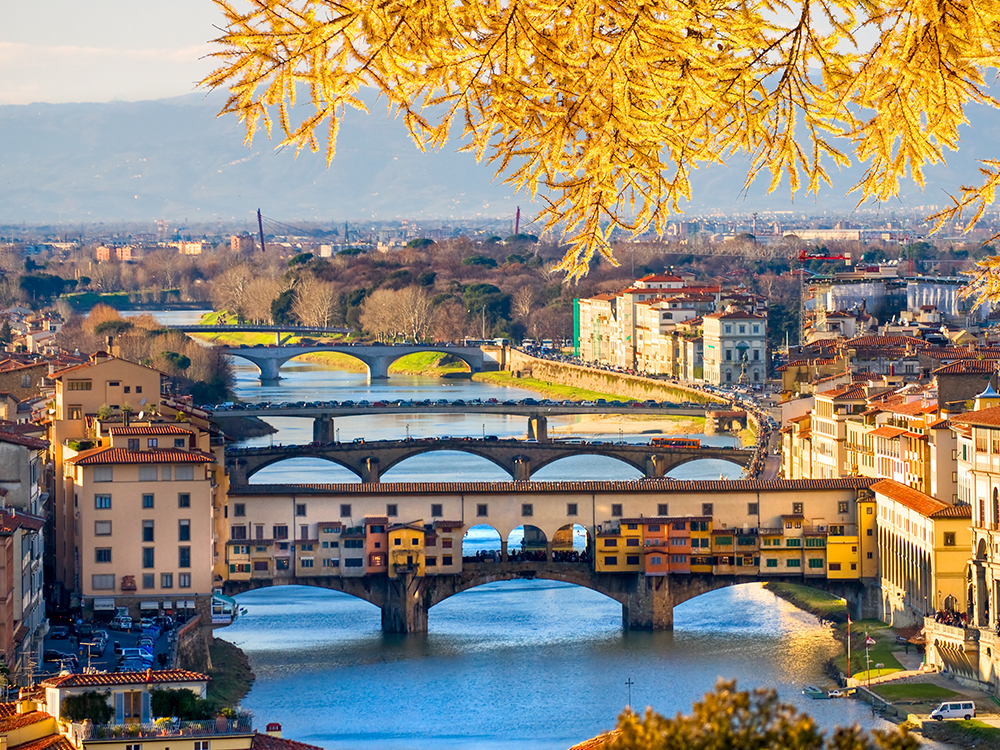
left=139, top=601, right=159, bottom=610
left=93, top=598, right=115, bottom=611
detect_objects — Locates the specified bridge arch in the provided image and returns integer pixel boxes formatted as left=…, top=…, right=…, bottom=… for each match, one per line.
left=462, top=524, right=503, bottom=559
left=235, top=452, right=365, bottom=482
left=528, top=452, right=647, bottom=479
left=378, top=445, right=517, bottom=479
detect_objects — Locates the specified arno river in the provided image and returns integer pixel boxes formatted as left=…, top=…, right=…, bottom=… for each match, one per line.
left=146, top=312, right=934, bottom=749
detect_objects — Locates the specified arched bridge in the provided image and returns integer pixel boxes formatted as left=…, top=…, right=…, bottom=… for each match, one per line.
left=218, top=343, right=491, bottom=381
left=225, top=438, right=755, bottom=482
left=223, top=565, right=877, bottom=633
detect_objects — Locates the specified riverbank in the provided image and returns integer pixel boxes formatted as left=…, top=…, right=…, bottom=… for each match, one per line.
left=206, top=637, right=255, bottom=711
left=549, top=414, right=706, bottom=435
left=214, top=415, right=278, bottom=440
left=473, top=371, right=637, bottom=402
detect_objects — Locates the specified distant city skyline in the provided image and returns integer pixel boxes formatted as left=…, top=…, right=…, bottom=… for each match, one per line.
left=0, top=0, right=221, bottom=105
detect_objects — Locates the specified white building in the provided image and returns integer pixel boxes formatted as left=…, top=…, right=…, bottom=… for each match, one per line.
left=702, top=310, right=767, bottom=385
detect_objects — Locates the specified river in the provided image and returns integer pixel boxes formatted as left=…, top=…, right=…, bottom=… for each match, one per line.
left=143, top=310, right=929, bottom=749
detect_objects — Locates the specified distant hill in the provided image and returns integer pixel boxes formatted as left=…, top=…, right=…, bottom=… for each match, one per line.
left=1, top=92, right=998, bottom=225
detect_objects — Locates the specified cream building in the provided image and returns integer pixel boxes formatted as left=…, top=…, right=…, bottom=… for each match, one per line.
left=872, top=479, right=970, bottom=626
left=702, top=310, right=767, bottom=385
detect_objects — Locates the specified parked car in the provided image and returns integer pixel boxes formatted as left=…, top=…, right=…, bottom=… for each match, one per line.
left=49, top=625, right=70, bottom=640
left=110, top=616, right=133, bottom=631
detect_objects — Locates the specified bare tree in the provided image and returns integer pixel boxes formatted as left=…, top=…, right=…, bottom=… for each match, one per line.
left=211, top=264, right=255, bottom=320
left=396, top=286, right=433, bottom=342
left=292, top=276, right=338, bottom=327
left=360, top=288, right=403, bottom=342
left=511, top=286, right=535, bottom=321
left=432, top=301, right=468, bottom=342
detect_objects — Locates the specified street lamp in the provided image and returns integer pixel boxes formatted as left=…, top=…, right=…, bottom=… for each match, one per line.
left=336, top=427, right=340, bottom=443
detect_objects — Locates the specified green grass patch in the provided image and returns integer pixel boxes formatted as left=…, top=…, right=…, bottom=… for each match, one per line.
left=206, top=638, right=255, bottom=711
left=874, top=684, right=960, bottom=702
left=763, top=582, right=849, bottom=623
left=923, top=719, right=1000, bottom=750
left=473, top=371, right=637, bottom=402
left=831, top=620, right=904, bottom=678
left=389, top=351, right=469, bottom=374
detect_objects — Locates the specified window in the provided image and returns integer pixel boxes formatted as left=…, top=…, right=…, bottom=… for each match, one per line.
left=92, top=574, right=115, bottom=590
left=714, top=536, right=732, bottom=546
left=68, top=406, right=83, bottom=420
left=786, top=558, right=801, bottom=568
left=522, top=503, right=533, bottom=517
left=94, top=466, right=113, bottom=482
left=344, top=558, right=364, bottom=568
left=142, top=573, right=155, bottom=589
left=300, top=559, right=314, bottom=568
left=442, top=555, right=453, bottom=566
left=603, top=538, right=618, bottom=547
left=179, top=520, right=191, bottom=541
left=95, top=520, right=112, bottom=536
left=296, top=504, right=307, bottom=517
left=148, top=438, right=158, bottom=448
left=426, top=556, right=437, bottom=566
left=128, top=439, right=140, bottom=450
left=142, top=548, right=155, bottom=568
left=654, top=503, right=668, bottom=516
left=944, top=532, right=956, bottom=546
left=838, top=501, right=849, bottom=514
left=230, top=525, right=247, bottom=540
left=477, top=504, right=488, bottom=517
left=702, top=503, right=713, bottom=516
left=648, top=524, right=660, bottom=532
left=139, top=465, right=157, bottom=481
left=386, top=504, right=398, bottom=517
left=95, top=494, right=111, bottom=509
left=161, top=573, right=173, bottom=588
left=567, top=503, right=578, bottom=516
left=179, top=573, right=192, bottom=588
left=273, top=525, right=288, bottom=540
left=626, top=555, right=640, bottom=565
left=175, top=465, right=194, bottom=480
left=808, top=558, right=823, bottom=568
left=765, top=559, right=778, bottom=568
left=229, top=503, right=244, bottom=518
left=805, top=538, right=825, bottom=547
left=626, top=538, right=639, bottom=546
left=193, top=741, right=209, bottom=750
left=344, top=539, right=364, bottom=548
left=792, top=502, right=803, bottom=514
left=142, top=520, right=154, bottom=542
left=785, top=538, right=801, bottom=547
left=179, top=493, right=191, bottom=508
left=604, top=556, right=618, bottom=566
left=340, top=504, right=352, bottom=518
left=867, top=551, right=874, bottom=559
left=394, top=538, right=402, bottom=546
left=611, top=504, right=623, bottom=517
left=747, top=503, right=758, bottom=515
left=651, top=556, right=662, bottom=565
left=95, top=548, right=112, bottom=563
left=139, top=493, right=153, bottom=509
left=67, top=380, right=92, bottom=390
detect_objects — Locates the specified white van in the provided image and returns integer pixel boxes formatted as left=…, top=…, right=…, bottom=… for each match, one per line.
left=930, top=701, right=976, bottom=721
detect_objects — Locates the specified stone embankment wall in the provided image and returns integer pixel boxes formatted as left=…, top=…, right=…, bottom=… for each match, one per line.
left=507, top=349, right=724, bottom=405
left=176, top=613, right=212, bottom=672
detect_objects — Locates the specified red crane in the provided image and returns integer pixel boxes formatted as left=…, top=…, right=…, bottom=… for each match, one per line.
left=798, top=248, right=851, bottom=263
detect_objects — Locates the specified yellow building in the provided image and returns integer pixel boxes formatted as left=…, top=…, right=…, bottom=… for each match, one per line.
left=872, top=478, right=971, bottom=626
left=595, top=520, right=643, bottom=573
left=388, top=523, right=426, bottom=577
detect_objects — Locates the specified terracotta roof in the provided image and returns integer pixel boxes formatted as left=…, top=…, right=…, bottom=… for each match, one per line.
left=931, top=504, right=972, bottom=518
left=365, top=516, right=389, bottom=525
left=932, top=359, right=998, bottom=375
left=109, top=425, right=193, bottom=436
left=41, top=669, right=209, bottom=688
left=0, top=510, right=44, bottom=534
left=869, top=426, right=908, bottom=439
left=816, top=384, right=868, bottom=400
left=871, top=479, right=950, bottom=517
left=251, top=733, right=325, bottom=750
left=705, top=310, right=766, bottom=320
left=0, top=712, right=49, bottom=733
left=843, top=335, right=930, bottom=348
left=67, top=447, right=215, bottom=465
left=0, top=432, right=48, bottom=450
left=949, top=406, right=1000, bottom=427
left=9, top=734, right=74, bottom=750
left=230, top=478, right=877, bottom=496
left=637, top=274, right=684, bottom=283
left=0, top=702, right=17, bottom=718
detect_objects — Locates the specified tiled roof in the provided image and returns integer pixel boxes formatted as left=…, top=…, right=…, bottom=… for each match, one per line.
left=0, top=432, right=48, bottom=450
left=705, top=310, right=766, bottom=320
left=230, top=478, right=877, bottom=496
left=68, top=447, right=215, bottom=465
left=931, top=504, right=972, bottom=518
left=0, top=510, right=44, bottom=534
left=9, top=733, right=74, bottom=750
left=41, top=669, right=209, bottom=688
left=109, top=425, right=193, bottom=435
left=0, top=712, right=49, bottom=733
left=882, top=399, right=937, bottom=416
left=251, top=732, right=325, bottom=750
left=869, top=426, right=908, bottom=439
left=843, top=335, right=930, bottom=348
left=364, top=516, right=389, bottom=524
left=0, top=702, right=17, bottom=718
left=816, top=384, right=868, bottom=400
left=871, top=479, right=950, bottom=517
left=949, top=406, right=1000, bottom=427
left=932, top=359, right=998, bottom=375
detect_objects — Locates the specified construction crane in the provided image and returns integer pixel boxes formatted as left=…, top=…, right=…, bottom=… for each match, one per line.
left=798, top=247, right=852, bottom=263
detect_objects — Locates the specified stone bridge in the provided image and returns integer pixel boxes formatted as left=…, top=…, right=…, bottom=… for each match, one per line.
left=218, top=344, right=492, bottom=381
left=221, top=563, right=879, bottom=633
left=225, top=438, right=754, bottom=482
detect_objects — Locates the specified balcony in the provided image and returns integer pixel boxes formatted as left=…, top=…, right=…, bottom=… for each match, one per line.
left=925, top=616, right=979, bottom=653
left=70, top=716, right=253, bottom=744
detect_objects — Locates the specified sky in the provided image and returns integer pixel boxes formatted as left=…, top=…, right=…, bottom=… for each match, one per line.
left=0, top=0, right=223, bottom=105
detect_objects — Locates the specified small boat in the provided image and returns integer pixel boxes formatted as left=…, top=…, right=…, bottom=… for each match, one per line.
left=802, top=686, right=828, bottom=699
left=828, top=689, right=849, bottom=698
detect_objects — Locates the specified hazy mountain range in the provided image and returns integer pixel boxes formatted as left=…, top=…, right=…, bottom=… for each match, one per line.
left=2, top=92, right=999, bottom=227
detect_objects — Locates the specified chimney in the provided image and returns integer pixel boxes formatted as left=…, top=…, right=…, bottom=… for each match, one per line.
left=265, top=724, right=282, bottom=738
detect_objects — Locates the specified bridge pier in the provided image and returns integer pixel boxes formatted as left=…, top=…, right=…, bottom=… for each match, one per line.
left=623, top=574, right=674, bottom=630
left=362, top=457, right=381, bottom=483
left=313, top=416, right=335, bottom=443
left=512, top=456, right=531, bottom=481
left=367, top=357, right=391, bottom=380
left=381, top=574, right=429, bottom=633
left=644, top=454, right=668, bottom=478
left=527, top=415, right=548, bottom=442
left=255, top=358, right=283, bottom=382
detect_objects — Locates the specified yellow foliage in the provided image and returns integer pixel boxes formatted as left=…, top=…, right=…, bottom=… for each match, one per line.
left=202, top=0, right=1000, bottom=281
